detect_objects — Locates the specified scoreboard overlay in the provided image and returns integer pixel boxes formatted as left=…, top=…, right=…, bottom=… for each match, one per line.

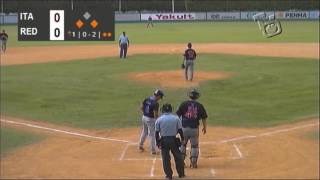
left=18, top=6, right=114, bottom=41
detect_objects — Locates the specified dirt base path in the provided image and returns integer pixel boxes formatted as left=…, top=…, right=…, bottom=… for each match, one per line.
left=1, top=43, right=318, bottom=65
left=1, top=117, right=319, bottom=179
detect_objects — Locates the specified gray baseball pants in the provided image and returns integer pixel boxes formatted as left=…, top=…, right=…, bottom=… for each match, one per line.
left=180, top=127, right=199, bottom=166
left=185, top=60, right=194, bottom=81
left=139, top=115, right=157, bottom=153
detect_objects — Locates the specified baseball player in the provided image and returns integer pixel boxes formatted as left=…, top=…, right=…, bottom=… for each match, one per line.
left=138, top=89, right=164, bottom=155
left=147, top=16, right=154, bottom=28
left=176, top=89, right=207, bottom=168
left=155, top=103, right=185, bottom=179
left=119, top=31, right=129, bottom=59
left=182, top=42, right=197, bottom=81
left=0, top=30, right=8, bottom=53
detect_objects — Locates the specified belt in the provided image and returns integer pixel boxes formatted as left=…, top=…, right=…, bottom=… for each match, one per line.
left=162, top=136, right=176, bottom=139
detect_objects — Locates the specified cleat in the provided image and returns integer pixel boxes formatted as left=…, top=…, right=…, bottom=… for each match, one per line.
left=190, top=163, right=197, bottom=168
left=138, top=146, right=144, bottom=152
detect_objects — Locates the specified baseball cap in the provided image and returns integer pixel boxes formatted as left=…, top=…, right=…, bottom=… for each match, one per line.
left=154, top=89, right=164, bottom=99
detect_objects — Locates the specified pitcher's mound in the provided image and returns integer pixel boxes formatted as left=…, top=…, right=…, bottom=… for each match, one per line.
left=128, top=70, right=232, bottom=88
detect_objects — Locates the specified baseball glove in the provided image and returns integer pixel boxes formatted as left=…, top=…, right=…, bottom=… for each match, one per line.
left=181, top=64, right=185, bottom=69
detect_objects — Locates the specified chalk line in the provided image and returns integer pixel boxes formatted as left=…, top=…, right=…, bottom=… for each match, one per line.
left=201, top=122, right=319, bottom=145
left=119, top=143, right=131, bottom=160
left=1, top=119, right=130, bottom=143
left=150, top=158, right=156, bottom=177
left=233, top=144, right=243, bottom=159
left=210, top=168, right=216, bottom=176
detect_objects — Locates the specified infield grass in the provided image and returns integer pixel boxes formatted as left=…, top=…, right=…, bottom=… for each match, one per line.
left=1, top=54, right=318, bottom=128
left=0, top=127, right=45, bottom=156
left=2, top=21, right=319, bottom=47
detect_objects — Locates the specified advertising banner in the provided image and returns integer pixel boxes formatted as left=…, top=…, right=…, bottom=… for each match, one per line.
left=309, top=11, right=319, bottom=19
left=276, top=11, right=309, bottom=19
left=207, top=12, right=240, bottom=20
left=241, top=11, right=274, bottom=20
left=141, top=13, right=196, bottom=21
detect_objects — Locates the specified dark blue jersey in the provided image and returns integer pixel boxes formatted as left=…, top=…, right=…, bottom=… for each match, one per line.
left=142, top=96, right=159, bottom=118
left=176, top=100, right=207, bottom=128
left=184, top=48, right=196, bottom=60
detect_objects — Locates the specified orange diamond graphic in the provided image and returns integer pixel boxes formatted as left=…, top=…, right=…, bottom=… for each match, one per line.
left=102, top=32, right=107, bottom=37
left=107, top=32, right=112, bottom=37
left=90, top=20, right=98, bottom=29
left=76, top=19, right=84, bottom=29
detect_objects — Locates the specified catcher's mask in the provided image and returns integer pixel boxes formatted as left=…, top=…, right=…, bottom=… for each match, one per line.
left=189, top=89, right=200, bottom=100
left=161, top=103, right=173, bottom=113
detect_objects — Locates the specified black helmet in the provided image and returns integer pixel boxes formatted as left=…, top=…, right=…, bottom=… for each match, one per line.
left=161, top=103, right=173, bottom=113
left=189, top=89, right=200, bottom=100
left=154, top=89, right=164, bottom=99
left=187, top=42, right=192, bottom=48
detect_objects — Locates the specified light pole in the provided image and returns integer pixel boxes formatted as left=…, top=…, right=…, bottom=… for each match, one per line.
left=172, top=0, right=175, bottom=13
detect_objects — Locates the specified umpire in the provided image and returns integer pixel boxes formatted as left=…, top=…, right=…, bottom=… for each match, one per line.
left=155, top=103, right=185, bottom=180
left=176, top=89, right=207, bottom=168
left=119, top=31, right=129, bottom=58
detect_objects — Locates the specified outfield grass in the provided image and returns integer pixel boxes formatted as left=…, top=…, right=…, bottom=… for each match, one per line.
left=3, top=21, right=319, bottom=47
left=0, top=127, right=45, bottom=156
left=1, top=54, right=318, bottom=128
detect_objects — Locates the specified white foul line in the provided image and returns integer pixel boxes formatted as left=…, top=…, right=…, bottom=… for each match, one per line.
left=150, top=158, right=156, bottom=177
left=210, top=168, right=216, bottom=176
left=233, top=144, right=243, bottom=159
left=201, top=122, right=319, bottom=145
left=0, top=119, right=130, bottom=143
left=259, top=123, right=318, bottom=136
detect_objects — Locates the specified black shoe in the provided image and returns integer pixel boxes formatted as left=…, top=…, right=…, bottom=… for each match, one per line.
left=179, top=174, right=186, bottom=178
left=138, top=146, right=144, bottom=152
left=190, top=163, right=197, bottom=168
left=165, top=175, right=173, bottom=180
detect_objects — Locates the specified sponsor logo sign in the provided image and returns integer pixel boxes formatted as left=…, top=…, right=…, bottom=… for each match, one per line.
left=141, top=13, right=195, bottom=21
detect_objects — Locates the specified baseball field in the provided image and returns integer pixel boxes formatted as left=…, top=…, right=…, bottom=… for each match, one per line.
left=1, top=21, right=319, bottom=179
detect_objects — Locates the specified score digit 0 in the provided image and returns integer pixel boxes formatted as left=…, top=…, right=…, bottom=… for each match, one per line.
left=50, top=10, right=64, bottom=40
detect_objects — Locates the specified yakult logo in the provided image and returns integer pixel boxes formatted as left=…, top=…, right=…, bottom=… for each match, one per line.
left=154, top=13, right=195, bottom=20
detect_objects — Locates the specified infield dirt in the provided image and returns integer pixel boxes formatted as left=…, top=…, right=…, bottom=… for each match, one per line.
left=0, top=117, right=319, bottom=179
left=0, top=43, right=319, bottom=65
left=128, top=70, right=232, bottom=88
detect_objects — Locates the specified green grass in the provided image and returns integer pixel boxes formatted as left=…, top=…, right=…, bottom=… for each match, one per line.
left=3, top=21, right=319, bottom=47
left=1, top=54, right=318, bottom=128
left=0, top=127, right=45, bottom=156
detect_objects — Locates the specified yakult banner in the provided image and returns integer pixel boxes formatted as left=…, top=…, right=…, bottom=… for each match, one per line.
left=207, top=12, right=240, bottom=20
left=276, top=11, right=309, bottom=19
left=141, top=13, right=196, bottom=21
left=240, top=11, right=274, bottom=20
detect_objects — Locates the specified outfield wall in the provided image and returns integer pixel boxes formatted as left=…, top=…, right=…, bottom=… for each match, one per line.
left=1, top=10, right=319, bottom=24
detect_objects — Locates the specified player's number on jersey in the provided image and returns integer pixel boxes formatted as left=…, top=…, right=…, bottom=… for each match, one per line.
left=50, top=10, right=64, bottom=40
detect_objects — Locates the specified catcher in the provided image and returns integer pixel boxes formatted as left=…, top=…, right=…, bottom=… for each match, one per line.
left=181, top=42, right=197, bottom=81
left=176, top=89, right=207, bottom=168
